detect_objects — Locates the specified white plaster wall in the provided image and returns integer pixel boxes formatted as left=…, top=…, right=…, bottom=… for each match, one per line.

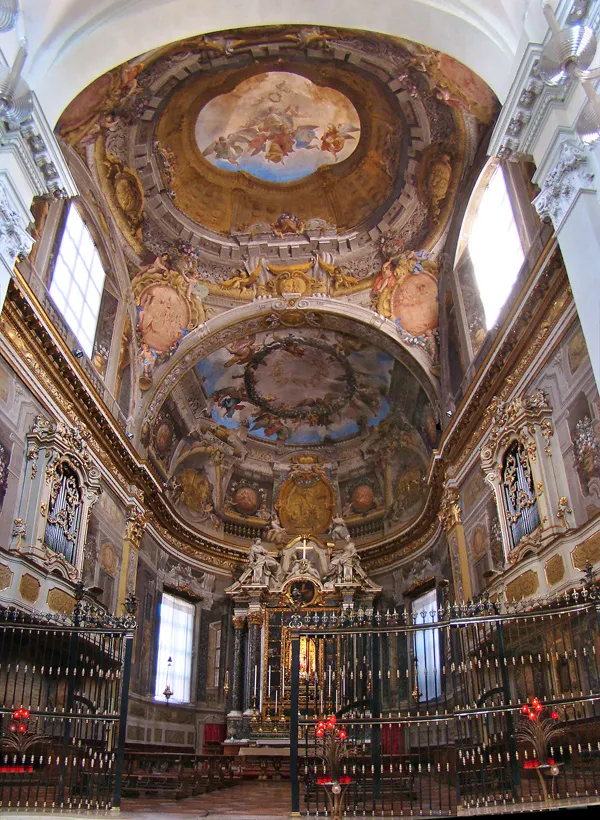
left=1, top=0, right=534, bottom=125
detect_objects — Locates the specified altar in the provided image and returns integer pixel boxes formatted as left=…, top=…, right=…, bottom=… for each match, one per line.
left=224, top=530, right=381, bottom=742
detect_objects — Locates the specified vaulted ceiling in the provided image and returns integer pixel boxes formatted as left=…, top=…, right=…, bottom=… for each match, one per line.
left=48, top=17, right=502, bottom=560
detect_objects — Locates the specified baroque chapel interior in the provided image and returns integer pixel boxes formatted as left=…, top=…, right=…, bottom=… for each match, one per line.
left=1, top=1, right=600, bottom=818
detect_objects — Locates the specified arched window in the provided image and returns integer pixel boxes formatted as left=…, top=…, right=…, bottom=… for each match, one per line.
left=501, top=441, right=540, bottom=549
left=468, top=165, right=525, bottom=329
left=44, top=461, right=82, bottom=565
left=49, top=204, right=106, bottom=357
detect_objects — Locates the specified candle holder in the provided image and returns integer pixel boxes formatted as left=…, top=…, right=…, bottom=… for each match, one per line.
left=314, top=715, right=352, bottom=820
left=515, top=697, right=564, bottom=806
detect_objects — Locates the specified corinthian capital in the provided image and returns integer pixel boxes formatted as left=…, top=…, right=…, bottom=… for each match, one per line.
left=533, top=140, right=595, bottom=230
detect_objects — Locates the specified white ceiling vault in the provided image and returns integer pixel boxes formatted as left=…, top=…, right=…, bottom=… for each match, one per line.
left=5, top=0, right=542, bottom=126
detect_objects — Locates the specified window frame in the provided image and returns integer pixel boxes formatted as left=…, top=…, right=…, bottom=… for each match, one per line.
left=48, top=202, right=107, bottom=358
left=154, top=591, right=196, bottom=704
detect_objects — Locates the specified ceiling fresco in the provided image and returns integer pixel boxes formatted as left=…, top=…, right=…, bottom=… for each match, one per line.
left=54, top=24, right=499, bottom=557
left=197, top=328, right=394, bottom=444
left=197, top=71, right=361, bottom=182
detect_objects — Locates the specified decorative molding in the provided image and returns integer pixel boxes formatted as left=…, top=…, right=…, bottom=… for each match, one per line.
left=545, top=553, right=566, bottom=586
left=19, top=573, right=40, bottom=603
left=0, top=176, right=34, bottom=271
left=488, top=0, right=599, bottom=161
left=505, top=569, right=539, bottom=601
left=0, top=563, right=13, bottom=590
left=438, top=486, right=462, bottom=532
left=46, top=587, right=76, bottom=615
left=571, top=531, right=600, bottom=569
left=533, top=141, right=595, bottom=229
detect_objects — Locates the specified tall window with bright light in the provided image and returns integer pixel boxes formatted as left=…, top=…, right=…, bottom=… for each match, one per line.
left=49, top=205, right=106, bottom=357
left=155, top=592, right=195, bottom=703
left=413, top=587, right=440, bottom=703
left=468, top=166, right=525, bottom=329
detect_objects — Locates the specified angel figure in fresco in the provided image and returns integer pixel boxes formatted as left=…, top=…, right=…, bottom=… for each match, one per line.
left=213, top=387, right=247, bottom=419
left=224, top=336, right=257, bottom=368
left=203, top=134, right=246, bottom=165
left=320, top=123, right=360, bottom=158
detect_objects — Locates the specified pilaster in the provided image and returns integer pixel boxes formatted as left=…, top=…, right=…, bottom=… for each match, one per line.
left=439, top=486, right=472, bottom=601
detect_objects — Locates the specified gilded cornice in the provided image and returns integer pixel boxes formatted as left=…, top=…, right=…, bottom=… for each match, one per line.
left=437, top=240, right=571, bottom=479
left=0, top=279, right=243, bottom=573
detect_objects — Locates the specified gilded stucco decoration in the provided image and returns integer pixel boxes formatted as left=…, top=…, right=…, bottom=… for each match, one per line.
left=132, top=256, right=207, bottom=390
left=0, top=564, right=12, bottom=591
left=545, top=553, right=565, bottom=586
left=46, top=588, right=76, bottom=615
left=572, top=533, right=600, bottom=570
left=19, top=573, right=41, bottom=603
left=439, top=486, right=462, bottom=533
left=505, top=569, right=539, bottom=601
left=276, top=458, right=335, bottom=536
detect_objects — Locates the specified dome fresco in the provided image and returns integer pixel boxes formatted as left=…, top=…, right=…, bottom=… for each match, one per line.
left=55, top=23, right=498, bottom=557
left=196, top=71, right=361, bottom=183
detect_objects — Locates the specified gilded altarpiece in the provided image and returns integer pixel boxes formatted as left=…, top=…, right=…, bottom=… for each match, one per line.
left=225, top=534, right=380, bottom=743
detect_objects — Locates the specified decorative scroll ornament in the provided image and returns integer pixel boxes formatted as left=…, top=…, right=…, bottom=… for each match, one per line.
left=0, top=180, right=34, bottom=268
left=125, top=504, right=147, bottom=550
left=533, top=141, right=595, bottom=229
left=438, top=486, right=461, bottom=532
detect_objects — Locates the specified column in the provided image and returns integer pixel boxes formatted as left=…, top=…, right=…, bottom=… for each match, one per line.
left=116, top=500, right=146, bottom=614
left=230, top=615, right=246, bottom=716
left=439, top=486, right=472, bottom=601
left=245, top=609, right=263, bottom=713
left=488, top=0, right=600, bottom=390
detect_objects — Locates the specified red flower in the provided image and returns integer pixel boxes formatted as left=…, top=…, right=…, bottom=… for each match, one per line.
left=339, top=776, right=352, bottom=784
left=316, top=728, right=324, bottom=738
left=317, top=777, right=330, bottom=784
left=317, top=720, right=325, bottom=730
left=547, top=758, right=555, bottom=765
left=329, top=715, right=337, bottom=725
left=521, top=704, right=529, bottom=714
left=524, top=760, right=540, bottom=769
left=551, top=711, right=559, bottom=720
left=338, top=729, right=347, bottom=740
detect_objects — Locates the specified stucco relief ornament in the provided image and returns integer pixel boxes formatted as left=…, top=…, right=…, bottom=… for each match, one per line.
left=0, top=181, right=34, bottom=268
left=533, top=141, right=595, bottom=229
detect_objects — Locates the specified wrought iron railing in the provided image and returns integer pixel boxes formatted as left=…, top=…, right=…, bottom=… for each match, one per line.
left=289, top=582, right=600, bottom=816
left=0, top=595, right=135, bottom=810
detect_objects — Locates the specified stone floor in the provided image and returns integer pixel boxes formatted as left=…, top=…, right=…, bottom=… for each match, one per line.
left=120, top=780, right=291, bottom=819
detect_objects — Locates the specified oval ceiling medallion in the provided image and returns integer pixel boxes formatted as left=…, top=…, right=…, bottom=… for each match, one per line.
left=195, top=71, right=361, bottom=183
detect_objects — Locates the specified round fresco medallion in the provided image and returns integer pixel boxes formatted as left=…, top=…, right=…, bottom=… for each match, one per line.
left=244, top=337, right=355, bottom=421
left=391, top=273, right=439, bottom=336
left=233, top=486, right=259, bottom=515
left=351, top=484, right=375, bottom=513
left=137, top=284, right=191, bottom=354
left=154, top=421, right=172, bottom=454
left=196, top=71, right=361, bottom=183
